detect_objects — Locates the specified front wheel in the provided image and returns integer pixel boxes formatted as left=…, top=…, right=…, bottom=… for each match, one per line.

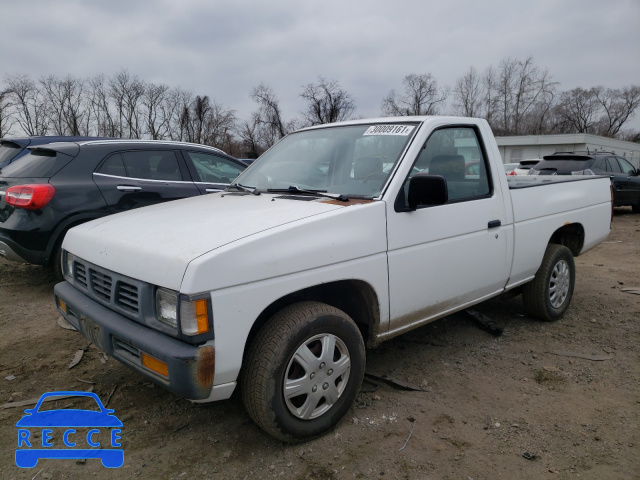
left=522, top=244, right=575, bottom=322
left=241, top=301, right=365, bottom=443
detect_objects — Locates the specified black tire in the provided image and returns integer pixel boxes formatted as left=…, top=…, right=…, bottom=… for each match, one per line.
left=632, top=202, right=640, bottom=214
left=522, top=244, right=575, bottom=322
left=241, top=301, right=365, bottom=443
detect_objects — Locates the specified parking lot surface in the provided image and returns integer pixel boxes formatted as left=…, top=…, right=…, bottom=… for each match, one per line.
left=1, top=209, right=638, bottom=479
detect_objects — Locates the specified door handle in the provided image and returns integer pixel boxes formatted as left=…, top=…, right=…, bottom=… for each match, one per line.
left=117, top=186, right=142, bottom=192
left=488, top=220, right=501, bottom=229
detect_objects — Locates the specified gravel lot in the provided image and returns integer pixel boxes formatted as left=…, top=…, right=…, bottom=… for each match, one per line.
left=1, top=208, right=638, bottom=480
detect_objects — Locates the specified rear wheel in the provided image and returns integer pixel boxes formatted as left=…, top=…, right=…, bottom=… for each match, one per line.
left=241, top=301, right=365, bottom=443
left=522, top=244, right=575, bottom=322
left=632, top=202, right=640, bottom=214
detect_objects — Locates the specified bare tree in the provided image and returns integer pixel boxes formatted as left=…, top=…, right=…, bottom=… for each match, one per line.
left=482, top=65, right=499, bottom=128
left=87, top=74, right=119, bottom=137
left=555, top=87, right=601, bottom=133
left=177, top=94, right=236, bottom=149
left=453, top=67, right=483, bottom=117
left=161, top=88, right=188, bottom=142
left=0, top=87, right=15, bottom=137
left=141, top=82, right=171, bottom=140
left=40, top=75, right=89, bottom=135
left=250, top=83, right=289, bottom=147
left=5, top=73, right=49, bottom=136
left=381, top=73, right=449, bottom=116
left=595, top=85, right=640, bottom=137
left=300, top=77, right=355, bottom=125
left=109, top=70, right=145, bottom=138
left=203, top=100, right=236, bottom=150
left=618, top=128, right=640, bottom=143
left=513, top=58, right=556, bottom=134
left=489, top=57, right=557, bottom=135
left=237, top=112, right=264, bottom=158
left=191, top=95, right=212, bottom=144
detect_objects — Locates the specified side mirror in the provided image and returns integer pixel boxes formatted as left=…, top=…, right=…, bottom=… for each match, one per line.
left=407, top=174, right=448, bottom=210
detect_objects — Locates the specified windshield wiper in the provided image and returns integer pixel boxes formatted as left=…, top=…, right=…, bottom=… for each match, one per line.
left=267, top=185, right=349, bottom=202
left=226, top=183, right=261, bottom=195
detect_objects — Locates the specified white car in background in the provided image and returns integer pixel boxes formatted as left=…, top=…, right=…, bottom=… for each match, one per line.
left=503, top=162, right=518, bottom=174
left=514, top=159, right=541, bottom=175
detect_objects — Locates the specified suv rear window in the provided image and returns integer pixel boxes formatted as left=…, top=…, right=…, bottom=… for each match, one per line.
left=0, top=141, right=24, bottom=167
left=0, top=150, right=75, bottom=178
left=535, top=159, right=593, bottom=174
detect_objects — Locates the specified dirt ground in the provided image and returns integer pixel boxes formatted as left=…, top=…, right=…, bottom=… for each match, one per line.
left=0, top=209, right=638, bottom=480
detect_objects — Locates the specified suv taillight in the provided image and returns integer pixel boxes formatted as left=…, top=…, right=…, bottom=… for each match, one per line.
left=6, top=184, right=55, bottom=209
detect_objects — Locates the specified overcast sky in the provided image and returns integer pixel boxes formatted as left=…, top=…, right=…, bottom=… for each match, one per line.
left=2, top=0, right=639, bottom=126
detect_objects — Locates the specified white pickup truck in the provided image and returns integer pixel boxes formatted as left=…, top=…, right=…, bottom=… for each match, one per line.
left=54, top=116, right=612, bottom=442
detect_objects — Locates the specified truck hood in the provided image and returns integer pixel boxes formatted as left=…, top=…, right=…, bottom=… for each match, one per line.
left=63, top=192, right=375, bottom=290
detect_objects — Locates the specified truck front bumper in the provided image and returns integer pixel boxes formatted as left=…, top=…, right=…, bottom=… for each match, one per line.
left=54, top=281, right=215, bottom=400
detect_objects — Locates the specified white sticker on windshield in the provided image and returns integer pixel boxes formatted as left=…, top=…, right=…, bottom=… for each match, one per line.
left=363, top=125, right=415, bottom=136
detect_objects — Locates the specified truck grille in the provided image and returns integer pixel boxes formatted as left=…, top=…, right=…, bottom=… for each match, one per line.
left=76, top=263, right=88, bottom=288
left=91, top=270, right=113, bottom=301
left=69, top=256, right=144, bottom=321
left=117, top=283, right=139, bottom=312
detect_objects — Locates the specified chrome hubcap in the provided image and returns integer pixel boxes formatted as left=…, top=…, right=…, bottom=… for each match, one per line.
left=549, top=259, right=570, bottom=308
left=283, top=333, right=351, bottom=420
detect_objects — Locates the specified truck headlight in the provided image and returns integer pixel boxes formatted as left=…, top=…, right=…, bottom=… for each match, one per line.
left=63, top=251, right=75, bottom=280
left=155, top=288, right=211, bottom=336
left=180, top=298, right=210, bottom=335
left=156, top=288, right=178, bottom=328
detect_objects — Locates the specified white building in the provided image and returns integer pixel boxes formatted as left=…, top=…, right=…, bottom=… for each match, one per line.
left=495, top=133, right=640, bottom=167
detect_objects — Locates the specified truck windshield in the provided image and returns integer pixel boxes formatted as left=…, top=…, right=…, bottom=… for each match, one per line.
left=235, top=123, right=418, bottom=198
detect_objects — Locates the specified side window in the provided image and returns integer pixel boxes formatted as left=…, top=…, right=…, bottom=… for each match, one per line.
left=617, top=157, right=636, bottom=175
left=120, top=150, right=182, bottom=181
left=413, top=127, right=491, bottom=203
left=591, top=158, right=606, bottom=172
left=606, top=157, right=622, bottom=174
left=97, top=153, right=127, bottom=177
left=186, top=152, right=244, bottom=183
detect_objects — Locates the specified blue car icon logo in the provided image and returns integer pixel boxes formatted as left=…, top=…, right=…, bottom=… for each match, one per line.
left=15, top=391, right=123, bottom=468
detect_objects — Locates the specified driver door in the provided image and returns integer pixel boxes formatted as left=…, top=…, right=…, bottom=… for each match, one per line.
left=386, top=126, right=510, bottom=332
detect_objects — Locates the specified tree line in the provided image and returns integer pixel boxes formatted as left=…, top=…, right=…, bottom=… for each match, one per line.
left=1, top=57, right=638, bottom=158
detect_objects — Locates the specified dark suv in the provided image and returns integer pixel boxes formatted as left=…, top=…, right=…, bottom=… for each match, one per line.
left=530, top=152, right=640, bottom=213
left=0, top=139, right=246, bottom=278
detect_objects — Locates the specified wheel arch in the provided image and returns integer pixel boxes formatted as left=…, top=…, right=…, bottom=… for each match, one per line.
left=45, top=213, right=106, bottom=265
left=548, top=222, right=584, bottom=256
left=244, top=279, right=381, bottom=360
